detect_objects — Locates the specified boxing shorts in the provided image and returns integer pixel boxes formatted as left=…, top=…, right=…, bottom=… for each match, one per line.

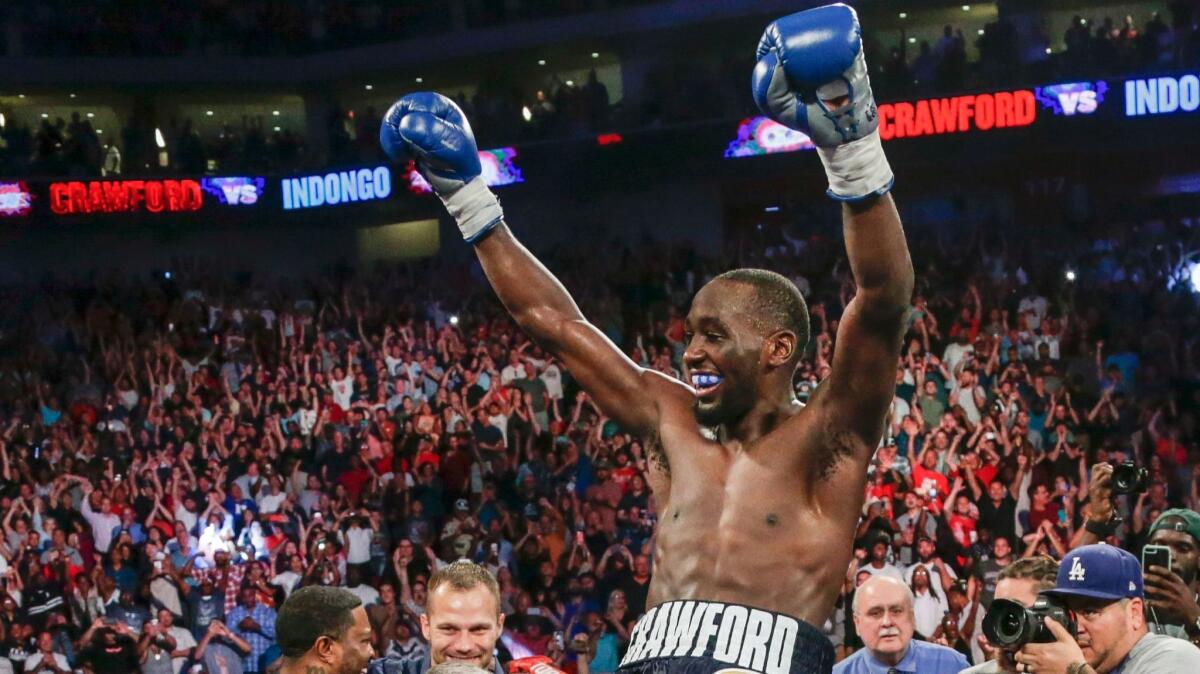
left=618, top=600, right=835, bottom=674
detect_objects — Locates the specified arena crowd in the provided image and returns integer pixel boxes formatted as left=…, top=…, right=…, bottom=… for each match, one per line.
left=0, top=202, right=1198, bottom=674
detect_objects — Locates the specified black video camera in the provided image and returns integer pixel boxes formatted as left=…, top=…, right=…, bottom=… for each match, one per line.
left=982, top=594, right=1076, bottom=648
left=1111, top=461, right=1148, bottom=495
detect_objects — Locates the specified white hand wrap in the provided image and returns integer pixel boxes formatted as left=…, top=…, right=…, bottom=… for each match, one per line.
left=441, top=176, right=504, bottom=243
left=816, top=129, right=895, bottom=202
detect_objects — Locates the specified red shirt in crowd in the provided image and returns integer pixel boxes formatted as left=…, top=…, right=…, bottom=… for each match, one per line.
left=911, top=464, right=950, bottom=509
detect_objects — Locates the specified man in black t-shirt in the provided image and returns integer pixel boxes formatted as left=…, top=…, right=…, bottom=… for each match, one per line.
left=76, top=620, right=140, bottom=674
left=975, top=478, right=1018, bottom=545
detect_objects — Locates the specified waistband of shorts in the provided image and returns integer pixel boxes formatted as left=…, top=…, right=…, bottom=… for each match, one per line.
left=618, top=599, right=834, bottom=674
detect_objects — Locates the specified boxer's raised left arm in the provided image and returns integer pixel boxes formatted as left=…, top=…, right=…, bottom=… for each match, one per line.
left=819, top=194, right=912, bottom=448
left=754, top=4, right=912, bottom=457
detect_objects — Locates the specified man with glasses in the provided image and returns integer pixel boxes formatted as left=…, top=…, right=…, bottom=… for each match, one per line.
left=1011, top=545, right=1200, bottom=674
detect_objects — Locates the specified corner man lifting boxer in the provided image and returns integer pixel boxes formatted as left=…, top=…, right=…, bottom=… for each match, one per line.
left=380, top=5, right=911, bottom=674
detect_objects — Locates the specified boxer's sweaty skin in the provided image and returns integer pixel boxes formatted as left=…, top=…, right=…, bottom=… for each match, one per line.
left=472, top=194, right=912, bottom=627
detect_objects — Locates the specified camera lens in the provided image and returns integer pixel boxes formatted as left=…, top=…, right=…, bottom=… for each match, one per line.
left=983, top=599, right=1032, bottom=647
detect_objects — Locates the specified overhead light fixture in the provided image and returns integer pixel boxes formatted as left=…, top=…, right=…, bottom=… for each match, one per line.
left=273, top=126, right=281, bottom=131
left=155, top=127, right=166, bottom=148
left=272, top=110, right=280, bottom=116
left=978, top=29, right=985, bottom=35
left=41, top=113, right=48, bottom=118
left=1045, top=47, right=1052, bottom=54
left=415, top=77, right=424, bottom=83
left=537, top=59, right=546, bottom=66
left=565, top=80, right=574, bottom=86
left=87, top=112, right=95, bottom=118
left=0, top=113, right=5, bottom=129
left=962, top=5, right=971, bottom=11
left=908, top=37, right=917, bottom=43
left=17, top=94, right=25, bottom=99
left=899, top=12, right=907, bottom=19
left=206, top=110, right=214, bottom=116
left=591, top=52, right=599, bottom=58
left=521, top=106, right=532, bottom=122
left=69, top=93, right=76, bottom=98
left=364, top=84, right=373, bottom=90
left=96, top=129, right=103, bottom=134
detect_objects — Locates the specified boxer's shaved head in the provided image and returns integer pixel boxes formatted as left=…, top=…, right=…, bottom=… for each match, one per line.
left=685, top=269, right=810, bottom=427
left=712, top=268, right=810, bottom=359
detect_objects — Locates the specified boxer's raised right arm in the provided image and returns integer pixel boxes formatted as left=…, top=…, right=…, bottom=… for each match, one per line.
left=381, top=93, right=688, bottom=437
left=472, top=222, right=685, bottom=436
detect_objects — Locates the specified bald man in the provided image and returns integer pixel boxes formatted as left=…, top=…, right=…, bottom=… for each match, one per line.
left=834, top=575, right=968, bottom=674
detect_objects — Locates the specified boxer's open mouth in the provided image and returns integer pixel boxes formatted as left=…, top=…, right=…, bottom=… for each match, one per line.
left=690, top=372, right=723, bottom=397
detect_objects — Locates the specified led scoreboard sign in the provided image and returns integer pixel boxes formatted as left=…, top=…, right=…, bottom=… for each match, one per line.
left=1125, top=73, right=1200, bottom=116
left=49, top=179, right=203, bottom=215
left=281, top=166, right=392, bottom=210
left=877, top=89, right=1037, bottom=139
left=0, top=181, right=33, bottom=217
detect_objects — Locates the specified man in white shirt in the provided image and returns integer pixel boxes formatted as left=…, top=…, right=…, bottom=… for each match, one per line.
left=23, top=632, right=69, bottom=674
left=539, top=358, right=563, bottom=401
left=500, top=351, right=524, bottom=387
left=271, top=555, right=305, bottom=599
left=79, top=485, right=120, bottom=554
left=346, top=567, right=380, bottom=607
left=329, top=366, right=354, bottom=410
left=860, top=534, right=905, bottom=581
left=1017, top=292, right=1047, bottom=330
left=159, top=609, right=196, bottom=674
left=341, top=516, right=373, bottom=568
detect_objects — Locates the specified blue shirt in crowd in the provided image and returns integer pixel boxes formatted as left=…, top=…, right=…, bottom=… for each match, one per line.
left=832, top=639, right=969, bottom=674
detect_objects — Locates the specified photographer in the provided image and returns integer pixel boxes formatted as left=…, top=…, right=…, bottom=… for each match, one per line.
left=1142, top=509, right=1200, bottom=644
left=1071, top=462, right=1138, bottom=550
left=961, top=556, right=1058, bottom=673
left=1011, top=545, right=1200, bottom=673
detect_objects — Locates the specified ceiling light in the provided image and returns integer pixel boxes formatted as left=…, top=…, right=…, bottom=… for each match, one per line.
left=591, top=52, right=599, bottom=58
left=154, top=127, right=166, bottom=149
left=206, top=110, right=214, bottom=116
left=272, top=110, right=280, bottom=116
left=364, top=84, right=373, bottom=90
left=899, top=12, right=907, bottom=19
left=537, top=59, right=546, bottom=66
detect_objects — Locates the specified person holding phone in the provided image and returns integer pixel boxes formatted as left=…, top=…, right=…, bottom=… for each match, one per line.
left=1142, top=509, right=1200, bottom=644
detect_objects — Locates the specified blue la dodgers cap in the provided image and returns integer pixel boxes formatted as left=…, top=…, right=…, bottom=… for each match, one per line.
left=1043, top=544, right=1144, bottom=601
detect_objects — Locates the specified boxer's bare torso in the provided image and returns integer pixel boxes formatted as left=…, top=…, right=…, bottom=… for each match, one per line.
left=643, top=400, right=871, bottom=626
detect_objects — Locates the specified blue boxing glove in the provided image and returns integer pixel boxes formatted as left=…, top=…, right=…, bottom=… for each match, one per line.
left=752, top=3, right=894, bottom=201
left=380, top=92, right=503, bottom=243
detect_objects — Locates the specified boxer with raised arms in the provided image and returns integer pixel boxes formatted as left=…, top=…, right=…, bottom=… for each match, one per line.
left=380, top=5, right=911, bottom=673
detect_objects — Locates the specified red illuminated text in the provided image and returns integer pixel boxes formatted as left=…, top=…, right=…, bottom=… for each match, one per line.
left=878, top=90, right=1037, bottom=140
left=49, top=180, right=203, bottom=215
